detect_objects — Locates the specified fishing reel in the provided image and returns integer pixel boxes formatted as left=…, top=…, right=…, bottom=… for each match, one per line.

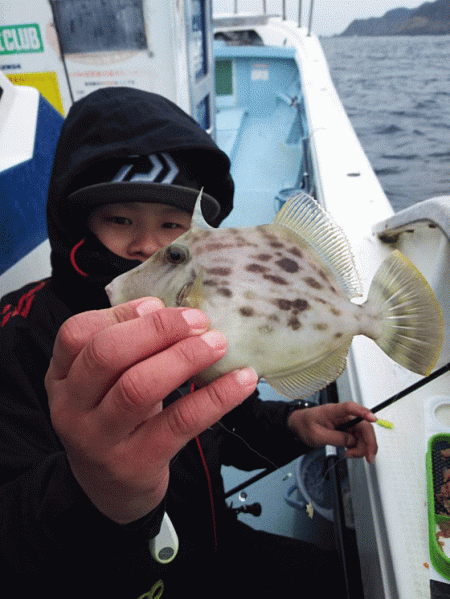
left=229, top=491, right=262, bottom=519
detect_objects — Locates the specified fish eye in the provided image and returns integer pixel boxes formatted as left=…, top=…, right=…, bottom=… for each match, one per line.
left=165, top=244, right=190, bottom=265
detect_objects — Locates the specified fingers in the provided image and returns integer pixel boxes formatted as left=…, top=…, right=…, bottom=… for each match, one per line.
left=132, top=367, right=259, bottom=459
left=343, top=423, right=378, bottom=464
left=49, top=298, right=165, bottom=381
left=47, top=302, right=211, bottom=412
left=95, top=329, right=233, bottom=437
left=293, top=402, right=378, bottom=464
left=328, top=401, right=377, bottom=426
left=336, top=403, right=378, bottom=464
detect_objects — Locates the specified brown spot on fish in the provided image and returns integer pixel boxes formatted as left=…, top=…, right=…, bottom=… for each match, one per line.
left=234, top=233, right=250, bottom=243
left=218, top=288, right=232, bottom=297
left=258, top=227, right=285, bottom=248
left=207, top=267, right=232, bottom=276
left=205, top=243, right=235, bottom=252
left=315, top=297, right=328, bottom=305
left=330, top=307, right=342, bottom=316
left=238, top=241, right=258, bottom=248
left=268, top=314, right=280, bottom=322
left=274, top=299, right=292, bottom=310
left=292, top=299, right=309, bottom=311
left=318, top=269, right=329, bottom=281
left=304, top=277, right=323, bottom=290
left=334, top=332, right=343, bottom=339
left=288, top=316, right=301, bottom=330
left=314, top=323, right=328, bottom=331
left=239, top=306, right=254, bottom=317
left=256, top=253, right=272, bottom=262
left=203, top=279, right=218, bottom=286
left=264, top=274, right=288, bottom=285
left=246, top=263, right=269, bottom=274
left=275, top=257, right=300, bottom=273
left=288, top=246, right=303, bottom=258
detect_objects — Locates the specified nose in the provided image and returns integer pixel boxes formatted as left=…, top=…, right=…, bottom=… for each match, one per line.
left=127, top=234, right=163, bottom=262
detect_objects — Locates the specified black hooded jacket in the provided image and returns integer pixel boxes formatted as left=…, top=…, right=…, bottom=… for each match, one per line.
left=0, top=89, right=308, bottom=598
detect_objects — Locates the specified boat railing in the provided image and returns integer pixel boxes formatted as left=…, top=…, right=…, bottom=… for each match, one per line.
left=214, top=1, right=316, bottom=35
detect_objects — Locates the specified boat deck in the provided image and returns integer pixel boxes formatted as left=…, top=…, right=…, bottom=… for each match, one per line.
left=214, top=41, right=307, bottom=228
left=213, top=38, right=358, bottom=574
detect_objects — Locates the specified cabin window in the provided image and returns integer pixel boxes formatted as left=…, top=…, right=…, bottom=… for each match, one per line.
left=49, top=0, right=147, bottom=54
left=215, top=59, right=232, bottom=96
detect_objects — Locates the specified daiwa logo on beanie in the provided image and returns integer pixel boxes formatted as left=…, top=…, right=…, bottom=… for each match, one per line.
left=66, top=151, right=222, bottom=225
left=112, top=153, right=179, bottom=185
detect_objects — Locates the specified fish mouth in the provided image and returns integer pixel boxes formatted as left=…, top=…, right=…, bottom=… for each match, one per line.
left=176, top=282, right=194, bottom=306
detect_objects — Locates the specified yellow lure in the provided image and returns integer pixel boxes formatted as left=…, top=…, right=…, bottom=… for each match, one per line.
left=377, top=419, right=394, bottom=429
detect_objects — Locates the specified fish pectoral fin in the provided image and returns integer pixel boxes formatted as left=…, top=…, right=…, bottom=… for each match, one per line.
left=272, top=192, right=361, bottom=299
left=182, top=269, right=205, bottom=309
left=264, top=340, right=352, bottom=399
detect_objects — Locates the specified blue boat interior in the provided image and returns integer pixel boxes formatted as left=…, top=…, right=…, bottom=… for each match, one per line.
left=212, top=40, right=339, bottom=548
left=214, top=41, right=314, bottom=228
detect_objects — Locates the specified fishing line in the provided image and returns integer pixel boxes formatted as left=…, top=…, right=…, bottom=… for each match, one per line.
left=320, top=456, right=347, bottom=482
left=217, top=420, right=280, bottom=471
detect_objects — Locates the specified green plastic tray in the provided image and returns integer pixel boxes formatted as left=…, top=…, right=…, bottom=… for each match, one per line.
left=426, top=433, right=450, bottom=579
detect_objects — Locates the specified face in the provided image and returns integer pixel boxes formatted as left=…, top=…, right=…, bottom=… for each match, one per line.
left=87, top=202, right=192, bottom=262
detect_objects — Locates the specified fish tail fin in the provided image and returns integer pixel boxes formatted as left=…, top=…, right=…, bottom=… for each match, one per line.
left=365, top=250, right=444, bottom=375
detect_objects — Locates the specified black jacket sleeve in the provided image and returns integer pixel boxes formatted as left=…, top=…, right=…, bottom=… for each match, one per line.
left=0, top=284, right=165, bottom=595
left=219, top=392, right=311, bottom=471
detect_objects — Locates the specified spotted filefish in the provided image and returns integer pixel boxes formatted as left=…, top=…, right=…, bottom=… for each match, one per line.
left=106, top=191, right=444, bottom=399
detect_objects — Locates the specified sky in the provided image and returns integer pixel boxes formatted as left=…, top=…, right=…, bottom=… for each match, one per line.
left=213, top=0, right=425, bottom=37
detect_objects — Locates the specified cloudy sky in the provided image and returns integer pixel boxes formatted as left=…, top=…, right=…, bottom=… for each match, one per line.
left=213, top=1, right=425, bottom=36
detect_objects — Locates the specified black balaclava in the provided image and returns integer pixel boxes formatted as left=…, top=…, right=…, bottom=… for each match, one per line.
left=46, top=87, right=234, bottom=313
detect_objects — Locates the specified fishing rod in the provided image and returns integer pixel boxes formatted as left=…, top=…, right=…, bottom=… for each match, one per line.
left=337, top=360, right=450, bottom=432
left=224, top=361, right=450, bottom=497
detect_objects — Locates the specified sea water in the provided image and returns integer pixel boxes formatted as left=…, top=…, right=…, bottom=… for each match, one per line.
left=321, top=35, right=450, bottom=212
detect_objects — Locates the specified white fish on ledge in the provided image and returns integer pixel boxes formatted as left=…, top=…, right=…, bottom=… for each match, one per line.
left=106, top=191, right=444, bottom=399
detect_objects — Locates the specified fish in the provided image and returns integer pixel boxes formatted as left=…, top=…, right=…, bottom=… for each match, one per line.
left=106, top=191, right=444, bottom=399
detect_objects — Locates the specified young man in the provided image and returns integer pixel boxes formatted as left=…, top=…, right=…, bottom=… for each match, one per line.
left=0, top=87, right=377, bottom=598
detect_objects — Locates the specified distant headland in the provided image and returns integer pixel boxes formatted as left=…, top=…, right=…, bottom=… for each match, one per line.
left=340, top=0, right=450, bottom=36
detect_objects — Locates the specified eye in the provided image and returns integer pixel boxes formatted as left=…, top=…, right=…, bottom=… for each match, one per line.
left=162, top=222, right=183, bottom=229
left=165, top=244, right=190, bottom=264
left=106, top=216, right=132, bottom=226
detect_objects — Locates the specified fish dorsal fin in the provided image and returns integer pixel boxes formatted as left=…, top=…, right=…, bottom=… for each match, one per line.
left=273, top=192, right=362, bottom=298
left=192, top=189, right=215, bottom=231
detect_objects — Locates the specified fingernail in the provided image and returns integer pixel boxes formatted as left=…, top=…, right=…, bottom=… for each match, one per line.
left=182, top=309, right=210, bottom=334
left=200, top=330, right=227, bottom=350
left=136, top=298, right=164, bottom=316
left=234, top=367, right=259, bottom=387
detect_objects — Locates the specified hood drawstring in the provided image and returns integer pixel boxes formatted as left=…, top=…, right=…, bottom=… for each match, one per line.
left=70, top=239, right=88, bottom=277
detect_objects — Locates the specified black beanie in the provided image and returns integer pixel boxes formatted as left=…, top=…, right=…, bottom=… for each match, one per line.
left=47, top=87, right=234, bottom=249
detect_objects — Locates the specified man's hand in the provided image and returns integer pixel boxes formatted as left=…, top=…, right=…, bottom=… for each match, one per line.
left=287, top=401, right=378, bottom=464
left=45, top=298, right=258, bottom=524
